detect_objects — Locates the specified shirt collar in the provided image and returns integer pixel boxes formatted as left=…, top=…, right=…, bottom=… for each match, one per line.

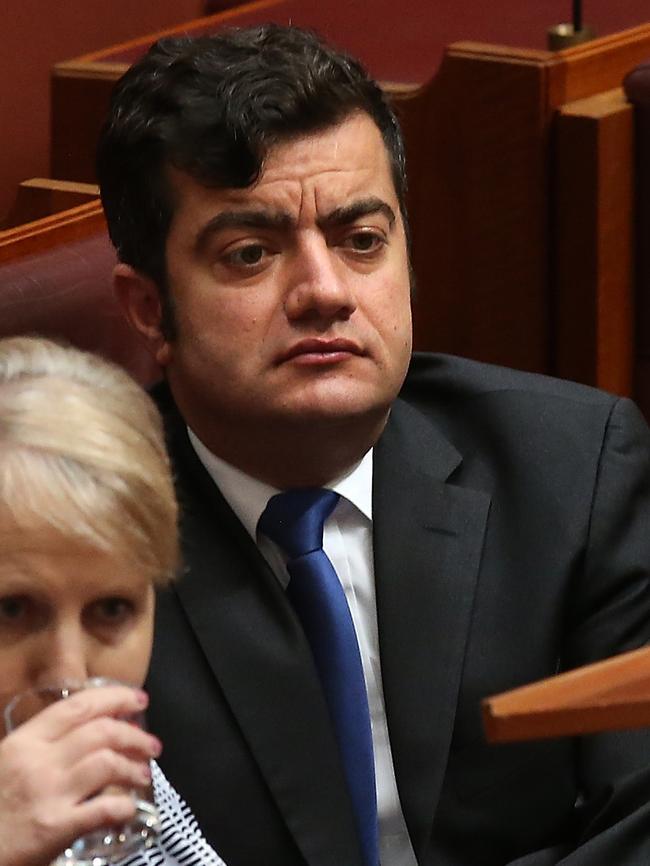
left=187, top=426, right=373, bottom=541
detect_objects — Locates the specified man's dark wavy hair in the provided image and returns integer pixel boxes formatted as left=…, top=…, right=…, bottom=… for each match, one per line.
left=96, top=24, right=409, bottom=336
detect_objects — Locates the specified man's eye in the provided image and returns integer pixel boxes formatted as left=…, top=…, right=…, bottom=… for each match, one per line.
left=226, top=244, right=266, bottom=267
left=344, top=232, right=385, bottom=253
left=0, top=596, right=28, bottom=621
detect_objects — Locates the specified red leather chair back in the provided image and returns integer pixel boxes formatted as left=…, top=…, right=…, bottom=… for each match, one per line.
left=0, top=205, right=161, bottom=387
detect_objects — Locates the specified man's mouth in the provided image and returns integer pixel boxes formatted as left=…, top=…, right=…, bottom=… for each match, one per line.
left=277, top=338, right=364, bottom=365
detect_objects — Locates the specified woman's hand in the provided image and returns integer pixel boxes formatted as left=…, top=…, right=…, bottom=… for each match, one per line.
left=0, top=685, right=161, bottom=866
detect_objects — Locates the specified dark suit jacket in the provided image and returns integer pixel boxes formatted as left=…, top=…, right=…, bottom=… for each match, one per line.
left=147, top=352, right=650, bottom=866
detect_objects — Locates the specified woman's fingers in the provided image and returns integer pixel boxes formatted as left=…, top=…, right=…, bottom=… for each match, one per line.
left=67, top=749, right=153, bottom=803
left=67, top=791, right=139, bottom=842
left=20, top=685, right=149, bottom=742
left=0, top=686, right=161, bottom=866
left=0, top=791, right=139, bottom=866
left=57, top=715, right=161, bottom=766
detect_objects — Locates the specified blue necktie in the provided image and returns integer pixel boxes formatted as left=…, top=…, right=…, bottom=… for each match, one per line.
left=258, top=488, right=378, bottom=866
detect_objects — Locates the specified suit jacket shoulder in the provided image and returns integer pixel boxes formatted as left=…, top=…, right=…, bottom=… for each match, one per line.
left=397, top=352, right=650, bottom=487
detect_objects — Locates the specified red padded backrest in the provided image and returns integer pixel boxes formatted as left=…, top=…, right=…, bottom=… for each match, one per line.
left=0, top=208, right=161, bottom=387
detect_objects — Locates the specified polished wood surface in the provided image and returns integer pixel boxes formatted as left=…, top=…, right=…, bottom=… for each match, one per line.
left=3, top=179, right=99, bottom=230
left=483, top=645, right=650, bottom=741
left=399, top=45, right=552, bottom=370
left=400, top=28, right=647, bottom=383
left=553, top=89, right=635, bottom=395
left=547, top=22, right=650, bottom=103
left=0, top=199, right=105, bottom=262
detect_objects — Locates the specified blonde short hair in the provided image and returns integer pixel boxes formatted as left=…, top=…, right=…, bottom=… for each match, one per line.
left=0, top=337, right=178, bottom=585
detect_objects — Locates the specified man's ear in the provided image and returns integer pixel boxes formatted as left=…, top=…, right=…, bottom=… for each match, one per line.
left=114, top=263, right=172, bottom=367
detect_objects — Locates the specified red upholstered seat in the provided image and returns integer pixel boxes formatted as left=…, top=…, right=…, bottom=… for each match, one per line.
left=0, top=212, right=161, bottom=387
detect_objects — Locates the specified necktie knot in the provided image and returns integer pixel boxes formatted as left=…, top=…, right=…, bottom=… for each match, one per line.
left=258, top=487, right=340, bottom=559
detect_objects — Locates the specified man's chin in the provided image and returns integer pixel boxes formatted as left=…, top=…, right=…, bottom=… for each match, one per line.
left=270, top=396, right=391, bottom=428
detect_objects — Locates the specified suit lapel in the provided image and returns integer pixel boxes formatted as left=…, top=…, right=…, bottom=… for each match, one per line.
left=164, top=402, right=364, bottom=866
left=373, top=399, right=490, bottom=861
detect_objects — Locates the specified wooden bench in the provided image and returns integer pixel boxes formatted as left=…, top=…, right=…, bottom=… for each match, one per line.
left=399, top=26, right=650, bottom=400
left=3, top=179, right=99, bottom=229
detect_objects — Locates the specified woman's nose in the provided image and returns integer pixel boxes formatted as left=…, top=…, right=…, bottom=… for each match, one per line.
left=30, top=625, right=89, bottom=689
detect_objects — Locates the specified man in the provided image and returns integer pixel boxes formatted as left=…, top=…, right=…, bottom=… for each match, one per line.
left=97, top=25, right=650, bottom=866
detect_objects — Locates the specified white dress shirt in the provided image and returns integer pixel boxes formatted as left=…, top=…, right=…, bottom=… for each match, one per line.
left=188, top=428, right=417, bottom=866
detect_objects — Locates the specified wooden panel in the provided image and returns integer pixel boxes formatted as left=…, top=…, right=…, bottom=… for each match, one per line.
left=0, top=200, right=106, bottom=263
left=625, top=63, right=650, bottom=419
left=400, top=49, right=551, bottom=371
left=546, top=22, right=650, bottom=105
left=448, top=26, right=650, bottom=108
left=3, top=179, right=99, bottom=229
left=400, top=36, right=644, bottom=382
left=51, top=67, right=127, bottom=183
left=553, top=89, right=635, bottom=394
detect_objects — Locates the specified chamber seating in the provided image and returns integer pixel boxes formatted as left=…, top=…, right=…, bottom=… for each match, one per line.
left=0, top=202, right=160, bottom=386
left=3, top=179, right=99, bottom=229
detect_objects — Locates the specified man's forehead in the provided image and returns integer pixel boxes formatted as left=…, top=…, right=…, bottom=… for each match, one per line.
left=166, top=113, right=396, bottom=218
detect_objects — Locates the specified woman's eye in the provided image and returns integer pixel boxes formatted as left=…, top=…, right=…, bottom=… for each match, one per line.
left=0, top=596, right=28, bottom=621
left=89, top=597, right=134, bottom=624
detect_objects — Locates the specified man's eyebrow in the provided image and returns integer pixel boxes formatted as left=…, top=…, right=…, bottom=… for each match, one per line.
left=317, top=197, right=396, bottom=230
left=195, top=209, right=295, bottom=251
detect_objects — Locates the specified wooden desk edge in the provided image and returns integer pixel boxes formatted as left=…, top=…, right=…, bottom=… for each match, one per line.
left=0, top=200, right=106, bottom=262
left=483, top=645, right=650, bottom=742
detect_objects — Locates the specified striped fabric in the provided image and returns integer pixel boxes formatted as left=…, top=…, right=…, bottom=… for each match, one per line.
left=114, top=761, right=227, bottom=866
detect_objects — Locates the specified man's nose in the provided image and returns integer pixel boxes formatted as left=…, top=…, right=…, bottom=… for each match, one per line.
left=30, top=624, right=89, bottom=689
left=285, top=237, right=357, bottom=322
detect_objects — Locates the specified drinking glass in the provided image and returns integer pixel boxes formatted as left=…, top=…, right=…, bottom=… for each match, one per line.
left=3, top=677, right=160, bottom=865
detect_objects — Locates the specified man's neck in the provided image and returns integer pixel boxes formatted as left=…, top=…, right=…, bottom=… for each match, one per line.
left=184, top=410, right=388, bottom=488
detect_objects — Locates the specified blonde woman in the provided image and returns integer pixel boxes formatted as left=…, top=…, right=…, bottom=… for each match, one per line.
left=0, top=337, right=225, bottom=866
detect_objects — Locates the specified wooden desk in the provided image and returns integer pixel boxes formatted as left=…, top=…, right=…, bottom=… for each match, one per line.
left=484, top=645, right=650, bottom=742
